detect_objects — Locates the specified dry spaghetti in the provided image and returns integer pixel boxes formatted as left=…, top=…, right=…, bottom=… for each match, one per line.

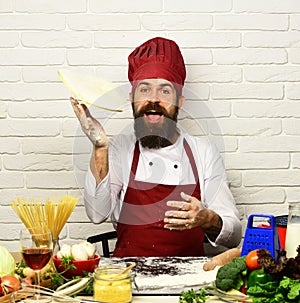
left=11, top=195, right=78, bottom=241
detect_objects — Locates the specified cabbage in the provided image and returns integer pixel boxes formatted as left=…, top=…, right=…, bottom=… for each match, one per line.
left=0, top=245, right=15, bottom=277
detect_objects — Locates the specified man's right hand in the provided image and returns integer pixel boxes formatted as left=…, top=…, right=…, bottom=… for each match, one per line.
left=70, top=97, right=108, bottom=148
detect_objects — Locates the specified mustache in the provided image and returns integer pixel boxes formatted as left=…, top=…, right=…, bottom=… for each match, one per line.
left=133, top=102, right=169, bottom=118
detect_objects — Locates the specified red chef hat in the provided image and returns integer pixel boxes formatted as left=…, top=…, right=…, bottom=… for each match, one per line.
left=128, top=37, right=186, bottom=95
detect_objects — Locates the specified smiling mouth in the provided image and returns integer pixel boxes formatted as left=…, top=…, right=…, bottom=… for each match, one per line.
left=144, top=110, right=164, bottom=123
left=145, top=110, right=163, bottom=116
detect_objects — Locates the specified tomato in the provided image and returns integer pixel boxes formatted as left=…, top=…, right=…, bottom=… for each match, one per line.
left=245, top=249, right=261, bottom=271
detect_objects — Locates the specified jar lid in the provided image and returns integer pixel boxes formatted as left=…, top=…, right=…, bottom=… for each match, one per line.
left=94, top=265, right=131, bottom=280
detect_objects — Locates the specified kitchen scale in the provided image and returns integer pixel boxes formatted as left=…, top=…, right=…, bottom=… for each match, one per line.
left=241, top=214, right=281, bottom=259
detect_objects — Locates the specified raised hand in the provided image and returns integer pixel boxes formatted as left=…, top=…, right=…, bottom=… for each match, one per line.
left=70, top=97, right=108, bottom=148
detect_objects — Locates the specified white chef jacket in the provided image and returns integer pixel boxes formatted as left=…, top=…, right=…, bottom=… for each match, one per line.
left=84, top=130, right=242, bottom=250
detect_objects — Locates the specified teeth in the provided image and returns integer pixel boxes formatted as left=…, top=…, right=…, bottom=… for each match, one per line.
left=146, top=110, right=162, bottom=116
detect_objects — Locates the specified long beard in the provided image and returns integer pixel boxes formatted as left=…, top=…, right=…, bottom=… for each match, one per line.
left=133, top=102, right=179, bottom=149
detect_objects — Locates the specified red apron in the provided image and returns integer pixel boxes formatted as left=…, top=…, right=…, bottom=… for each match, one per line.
left=113, top=139, right=205, bottom=257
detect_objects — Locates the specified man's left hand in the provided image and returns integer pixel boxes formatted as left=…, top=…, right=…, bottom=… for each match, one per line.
left=164, top=192, right=204, bottom=230
left=164, top=192, right=223, bottom=241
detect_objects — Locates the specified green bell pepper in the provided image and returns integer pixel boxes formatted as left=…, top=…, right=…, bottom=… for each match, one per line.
left=247, top=268, right=274, bottom=288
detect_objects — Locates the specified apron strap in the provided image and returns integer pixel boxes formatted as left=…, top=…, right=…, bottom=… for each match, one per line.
left=183, top=139, right=199, bottom=183
left=130, top=141, right=140, bottom=176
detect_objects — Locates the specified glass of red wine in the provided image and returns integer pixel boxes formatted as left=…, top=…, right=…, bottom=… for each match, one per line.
left=20, top=226, right=53, bottom=302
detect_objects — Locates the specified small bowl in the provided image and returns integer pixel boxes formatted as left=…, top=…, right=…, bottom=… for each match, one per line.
left=53, top=254, right=100, bottom=278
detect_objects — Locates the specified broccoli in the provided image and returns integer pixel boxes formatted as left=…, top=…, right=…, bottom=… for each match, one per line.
left=215, top=256, right=247, bottom=292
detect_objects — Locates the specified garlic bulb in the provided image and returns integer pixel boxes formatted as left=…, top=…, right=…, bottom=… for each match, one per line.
left=80, top=241, right=95, bottom=259
left=71, top=244, right=89, bottom=261
left=56, top=241, right=96, bottom=261
left=57, top=244, right=72, bottom=258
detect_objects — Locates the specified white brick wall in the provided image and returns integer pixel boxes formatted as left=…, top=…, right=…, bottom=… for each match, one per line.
left=1, top=0, right=299, bottom=253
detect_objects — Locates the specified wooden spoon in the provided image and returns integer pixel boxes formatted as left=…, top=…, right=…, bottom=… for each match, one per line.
left=107, top=263, right=136, bottom=286
left=122, top=263, right=136, bottom=274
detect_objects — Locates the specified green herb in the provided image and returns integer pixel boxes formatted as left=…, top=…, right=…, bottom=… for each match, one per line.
left=14, top=260, right=27, bottom=278
left=179, top=288, right=208, bottom=303
left=60, top=255, right=76, bottom=270
left=15, top=255, right=93, bottom=295
left=50, top=255, right=76, bottom=288
left=50, top=256, right=94, bottom=295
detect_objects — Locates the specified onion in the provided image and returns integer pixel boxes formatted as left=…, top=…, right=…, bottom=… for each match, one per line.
left=1, top=275, right=21, bottom=294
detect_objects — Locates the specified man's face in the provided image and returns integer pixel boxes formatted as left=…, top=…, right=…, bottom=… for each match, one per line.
left=131, top=79, right=183, bottom=149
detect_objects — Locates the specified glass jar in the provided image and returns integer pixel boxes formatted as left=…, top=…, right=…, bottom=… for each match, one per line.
left=285, top=203, right=300, bottom=258
left=93, top=266, right=132, bottom=303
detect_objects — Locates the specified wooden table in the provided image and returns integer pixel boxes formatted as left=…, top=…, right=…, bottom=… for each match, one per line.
left=79, top=295, right=224, bottom=303
left=0, top=294, right=226, bottom=303
left=9, top=253, right=230, bottom=303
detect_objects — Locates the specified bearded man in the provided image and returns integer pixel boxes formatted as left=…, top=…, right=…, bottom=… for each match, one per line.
left=71, top=37, right=242, bottom=257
